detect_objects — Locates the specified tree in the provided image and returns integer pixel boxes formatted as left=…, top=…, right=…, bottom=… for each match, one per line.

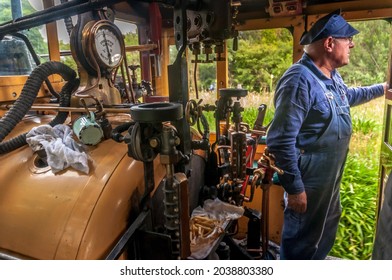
left=339, top=20, right=390, bottom=86
left=226, top=20, right=390, bottom=93
left=123, top=31, right=140, bottom=66
left=198, top=63, right=216, bottom=92
left=228, top=28, right=293, bottom=93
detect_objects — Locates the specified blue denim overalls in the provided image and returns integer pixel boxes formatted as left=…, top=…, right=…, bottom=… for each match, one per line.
left=280, top=66, right=352, bottom=259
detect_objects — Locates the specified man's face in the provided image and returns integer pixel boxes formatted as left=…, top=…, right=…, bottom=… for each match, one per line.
left=331, top=36, right=355, bottom=67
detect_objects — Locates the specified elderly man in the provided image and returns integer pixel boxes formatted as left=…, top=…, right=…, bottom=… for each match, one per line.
left=266, top=10, right=387, bottom=259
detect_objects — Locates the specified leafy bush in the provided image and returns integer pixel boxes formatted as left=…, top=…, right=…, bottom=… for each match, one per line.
left=351, top=116, right=381, bottom=135
left=330, top=154, right=379, bottom=260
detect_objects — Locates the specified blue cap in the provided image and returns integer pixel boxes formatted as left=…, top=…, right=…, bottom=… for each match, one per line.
left=300, top=9, right=359, bottom=45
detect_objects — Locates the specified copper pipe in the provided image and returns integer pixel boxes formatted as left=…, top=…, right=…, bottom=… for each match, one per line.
left=0, top=104, right=130, bottom=113
left=125, top=44, right=158, bottom=52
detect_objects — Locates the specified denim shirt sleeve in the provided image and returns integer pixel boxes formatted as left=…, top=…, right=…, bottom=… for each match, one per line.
left=347, top=85, right=384, bottom=106
left=266, top=69, right=311, bottom=194
left=333, top=72, right=385, bottom=106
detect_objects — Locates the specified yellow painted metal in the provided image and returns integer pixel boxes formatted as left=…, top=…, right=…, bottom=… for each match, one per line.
left=42, top=0, right=64, bottom=86
left=0, top=76, right=59, bottom=112
left=216, top=41, right=228, bottom=94
left=0, top=115, right=166, bottom=259
left=43, top=0, right=60, bottom=62
left=159, top=28, right=173, bottom=97
left=236, top=184, right=284, bottom=245
left=152, top=28, right=171, bottom=97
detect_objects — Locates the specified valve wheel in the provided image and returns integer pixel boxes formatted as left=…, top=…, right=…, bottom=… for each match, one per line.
left=129, top=122, right=144, bottom=161
left=130, top=102, right=183, bottom=123
left=185, top=100, right=198, bottom=126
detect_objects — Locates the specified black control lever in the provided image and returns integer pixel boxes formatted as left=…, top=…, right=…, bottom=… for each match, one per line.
left=253, top=104, right=267, bottom=131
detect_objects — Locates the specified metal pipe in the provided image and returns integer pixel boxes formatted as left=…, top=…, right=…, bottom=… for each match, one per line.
left=261, top=184, right=270, bottom=260
left=0, top=104, right=130, bottom=114
left=11, top=0, right=23, bottom=20
left=1, top=0, right=85, bottom=28
left=105, top=210, right=150, bottom=260
left=0, top=0, right=125, bottom=38
left=125, top=43, right=158, bottom=52
left=161, top=126, right=181, bottom=259
left=122, top=49, right=136, bottom=103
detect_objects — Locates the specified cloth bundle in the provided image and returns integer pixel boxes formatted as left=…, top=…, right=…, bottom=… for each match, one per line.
left=26, top=124, right=89, bottom=174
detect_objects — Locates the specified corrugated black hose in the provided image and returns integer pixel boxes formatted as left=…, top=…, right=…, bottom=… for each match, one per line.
left=0, top=61, right=78, bottom=154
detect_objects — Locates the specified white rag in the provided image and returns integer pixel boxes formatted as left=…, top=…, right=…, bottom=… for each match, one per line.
left=26, top=124, right=89, bottom=174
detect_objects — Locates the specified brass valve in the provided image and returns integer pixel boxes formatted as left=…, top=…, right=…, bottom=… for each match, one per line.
left=257, top=148, right=284, bottom=176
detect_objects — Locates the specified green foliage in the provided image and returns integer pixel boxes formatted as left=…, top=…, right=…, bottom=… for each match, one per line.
left=241, top=107, right=259, bottom=126
left=0, top=0, right=12, bottom=22
left=202, top=111, right=217, bottom=132
left=195, top=20, right=390, bottom=95
left=242, top=107, right=274, bottom=128
left=329, top=99, right=384, bottom=260
left=351, top=116, right=381, bottom=135
left=57, top=40, right=76, bottom=70
left=339, top=20, right=390, bottom=86
left=123, top=31, right=140, bottom=65
left=330, top=154, right=379, bottom=260
left=198, top=63, right=216, bottom=92
left=202, top=106, right=274, bottom=133
left=228, top=29, right=293, bottom=92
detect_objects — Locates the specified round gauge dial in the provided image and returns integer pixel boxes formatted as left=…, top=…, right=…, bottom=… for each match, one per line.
left=88, top=21, right=125, bottom=70
left=94, top=26, right=122, bottom=67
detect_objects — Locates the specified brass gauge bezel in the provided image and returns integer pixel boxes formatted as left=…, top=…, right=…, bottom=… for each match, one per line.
left=83, top=20, right=125, bottom=71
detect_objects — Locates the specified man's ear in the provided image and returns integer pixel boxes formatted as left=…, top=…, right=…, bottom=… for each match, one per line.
left=324, top=36, right=335, bottom=53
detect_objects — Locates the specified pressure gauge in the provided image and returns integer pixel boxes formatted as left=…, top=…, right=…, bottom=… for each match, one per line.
left=83, top=20, right=125, bottom=70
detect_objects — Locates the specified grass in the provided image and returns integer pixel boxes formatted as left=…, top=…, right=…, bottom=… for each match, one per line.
left=197, top=90, right=275, bottom=131
left=196, top=90, right=385, bottom=260
left=330, top=97, right=384, bottom=259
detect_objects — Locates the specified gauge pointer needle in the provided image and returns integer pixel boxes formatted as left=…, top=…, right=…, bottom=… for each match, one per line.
left=102, top=31, right=112, bottom=66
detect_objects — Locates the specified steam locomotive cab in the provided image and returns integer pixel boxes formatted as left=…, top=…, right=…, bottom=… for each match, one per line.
left=0, top=0, right=391, bottom=260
